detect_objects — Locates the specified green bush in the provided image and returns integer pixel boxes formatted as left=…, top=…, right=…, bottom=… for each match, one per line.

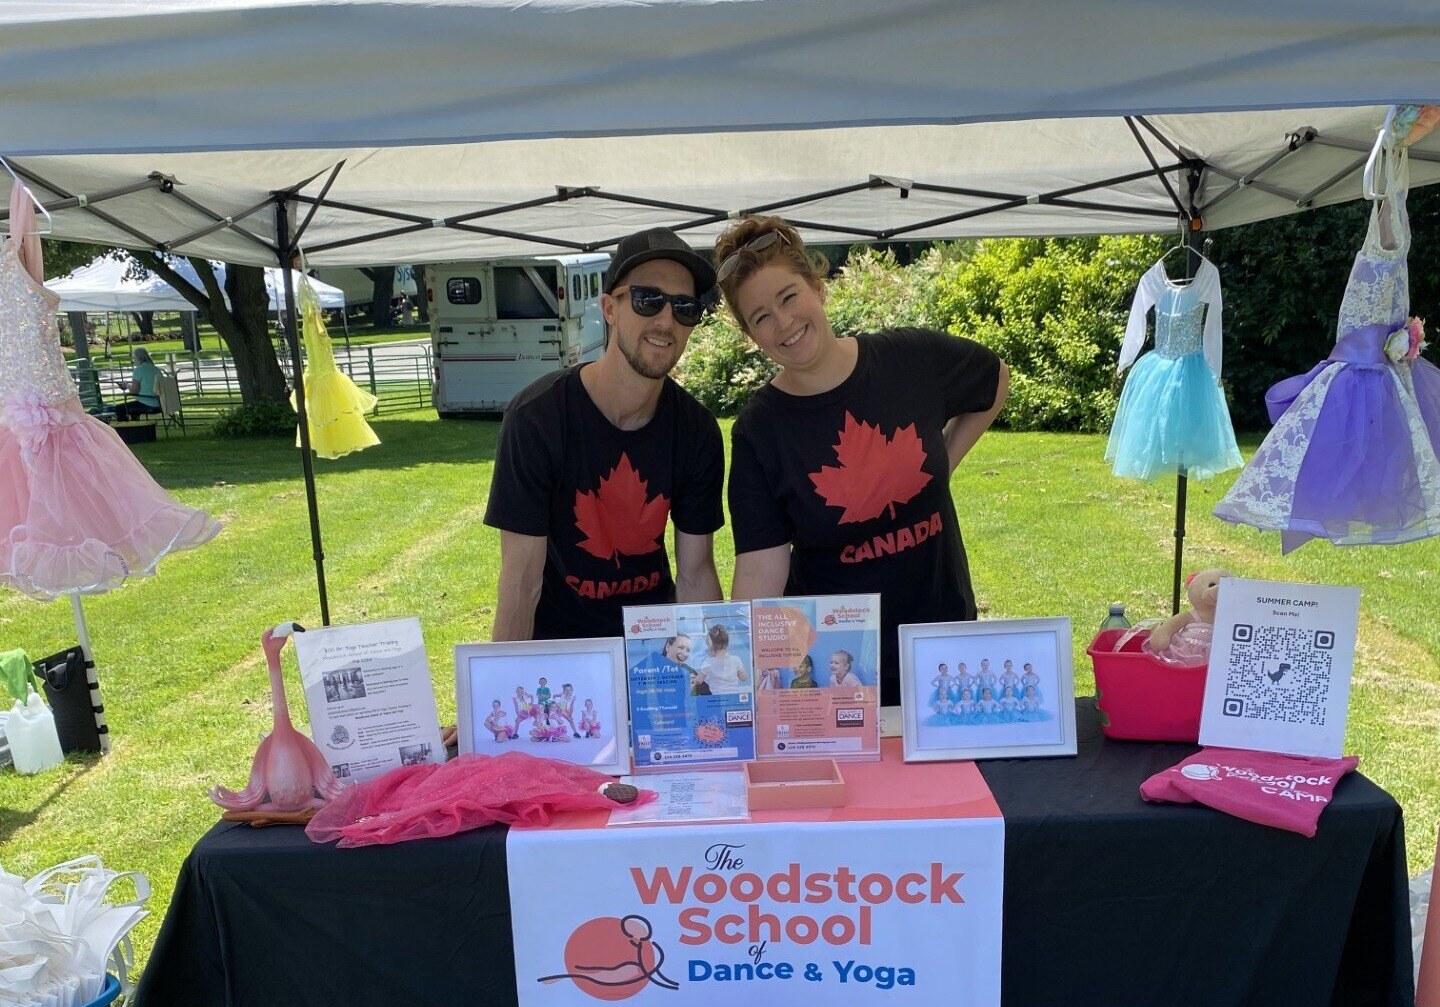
left=674, top=190, right=1440, bottom=431
left=824, top=244, right=949, bottom=333
left=930, top=234, right=1165, bottom=432
left=673, top=313, right=778, bottom=416
left=212, top=399, right=299, bottom=438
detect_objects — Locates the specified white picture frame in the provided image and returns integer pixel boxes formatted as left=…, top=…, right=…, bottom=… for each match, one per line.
left=455, top=637, right=631, bottom=776
left=899, top=617, right=1077, bottom=762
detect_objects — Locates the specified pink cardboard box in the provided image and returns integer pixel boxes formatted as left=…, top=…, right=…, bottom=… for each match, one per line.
left=744, top=758, right=846, bottom=810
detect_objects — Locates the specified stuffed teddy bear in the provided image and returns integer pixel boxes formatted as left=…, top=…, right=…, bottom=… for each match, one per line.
left=1145, top=568, right=1230, bottom=656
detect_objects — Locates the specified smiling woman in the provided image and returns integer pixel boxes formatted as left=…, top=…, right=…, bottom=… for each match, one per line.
left=717, top=216, right=1010, bottom=705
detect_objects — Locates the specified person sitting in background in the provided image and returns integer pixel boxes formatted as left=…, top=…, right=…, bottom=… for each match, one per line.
left=111, top=348, right=163, bottom=421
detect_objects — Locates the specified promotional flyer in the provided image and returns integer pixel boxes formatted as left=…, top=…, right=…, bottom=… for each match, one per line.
left=751, top=596, right=880, bottom=761
left=625, top=602, right=756, bottom=771
left=293, top=617, right=445, bottom=784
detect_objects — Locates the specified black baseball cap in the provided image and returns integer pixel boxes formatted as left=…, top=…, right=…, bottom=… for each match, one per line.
left=603, top=227, right=716, bottom=297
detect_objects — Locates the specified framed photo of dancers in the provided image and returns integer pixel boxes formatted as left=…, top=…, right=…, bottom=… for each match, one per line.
left=898, top=617, right=1076, bottom=762
left=454, top=637, right=631, bottom=775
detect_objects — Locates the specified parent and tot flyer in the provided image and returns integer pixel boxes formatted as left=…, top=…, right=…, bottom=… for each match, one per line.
left=625, top=602, right=757, bottom=771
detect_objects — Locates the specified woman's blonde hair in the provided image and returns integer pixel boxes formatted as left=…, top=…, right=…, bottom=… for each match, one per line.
left=713, top=215, right=830, bottom=331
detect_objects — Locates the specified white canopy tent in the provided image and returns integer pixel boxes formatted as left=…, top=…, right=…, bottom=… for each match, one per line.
left=0, top=1, right=1436, bottom=265
left=1, top=0, right=1437, bottom=625
left=48, top=256, right=197, bottom=313
left=47, top=257, right=347, bottom=312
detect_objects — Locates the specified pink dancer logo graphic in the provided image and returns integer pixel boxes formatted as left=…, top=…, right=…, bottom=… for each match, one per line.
left=538, top=914, right=679, bottom=1000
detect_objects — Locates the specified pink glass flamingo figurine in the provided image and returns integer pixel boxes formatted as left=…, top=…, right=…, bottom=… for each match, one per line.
left=211, top=623, right=343, bottom=813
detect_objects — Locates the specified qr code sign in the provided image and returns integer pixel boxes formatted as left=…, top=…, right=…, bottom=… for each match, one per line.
left=1222, top=624, right=1333, bottom=725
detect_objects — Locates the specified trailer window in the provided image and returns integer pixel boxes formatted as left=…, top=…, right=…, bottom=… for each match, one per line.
left=589, top=273, right=600, bottom=298
left=445, top=276, right=482, bottom=305
left=494, top=266, right=558, bottom=319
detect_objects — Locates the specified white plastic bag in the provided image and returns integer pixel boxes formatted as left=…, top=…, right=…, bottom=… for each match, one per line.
left=0, top=857, right=148, bottom=1007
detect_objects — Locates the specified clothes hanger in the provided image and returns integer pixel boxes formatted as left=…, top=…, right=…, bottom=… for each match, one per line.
left=1362, top=105, right=1399, bottom=202
left=0, top=156, right=52, bottom=236
left=1155, top=221, right=1214, bottom=280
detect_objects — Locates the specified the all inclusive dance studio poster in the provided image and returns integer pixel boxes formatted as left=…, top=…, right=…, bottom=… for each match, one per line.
left=508, top=751, right=1003, bottom=1006
left=624, top=602, right=757, bottom=771
left=751, top=595, right=881, bottom=761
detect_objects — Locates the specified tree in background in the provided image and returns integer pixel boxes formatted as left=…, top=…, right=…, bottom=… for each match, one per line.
left=410, top=264, right=429, bottom=324
left=362, top=266, right=395, bottom=326
left=43, top=240, right=110, bottom=281
left=128, top=254, right=287, bottom=404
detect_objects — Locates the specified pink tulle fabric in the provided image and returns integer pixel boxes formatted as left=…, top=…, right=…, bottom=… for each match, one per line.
left=306, top=752, right=655, bottom=848
left=1152, top=622, right=1214, bottom=667
left=0, top=185, right=219, bottom=600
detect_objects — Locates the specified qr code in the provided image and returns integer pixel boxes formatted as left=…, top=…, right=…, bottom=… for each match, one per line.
left=1222, top=624, right=1334, bottom=725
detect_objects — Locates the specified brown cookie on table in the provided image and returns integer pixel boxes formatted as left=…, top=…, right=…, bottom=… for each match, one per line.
left=599, top=782, right=640, bottom=804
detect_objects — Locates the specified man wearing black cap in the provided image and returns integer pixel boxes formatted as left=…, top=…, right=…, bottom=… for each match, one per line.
left=484, top=227, right=724, bottom=642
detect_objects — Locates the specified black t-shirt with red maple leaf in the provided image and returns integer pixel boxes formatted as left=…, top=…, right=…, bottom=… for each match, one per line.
left=729, top=328, right=1002, bottom=704
left=484, top=366, right=724, bottom=641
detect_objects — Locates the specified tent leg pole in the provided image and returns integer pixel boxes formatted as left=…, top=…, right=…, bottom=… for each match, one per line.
left=69, top=594, right=109, bottom=755
left=275, top=198, right=331, bottom=626
left=1170, top=182, right=1205, bottom=616
left=1171, top=470, right=1187, bottom=614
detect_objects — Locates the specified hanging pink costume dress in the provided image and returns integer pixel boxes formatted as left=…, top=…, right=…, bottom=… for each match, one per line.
left=0, top=187, right=219, bottom=599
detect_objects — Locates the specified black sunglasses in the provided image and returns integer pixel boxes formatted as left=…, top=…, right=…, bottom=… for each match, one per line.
left=613, top=284, right=706, bottom=328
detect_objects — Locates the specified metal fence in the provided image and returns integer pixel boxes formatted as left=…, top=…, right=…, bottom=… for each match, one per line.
left=70, top=341, right=436, bottom=426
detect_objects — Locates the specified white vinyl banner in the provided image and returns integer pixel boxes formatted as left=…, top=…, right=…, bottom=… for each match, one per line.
left=507, top=755, right=1003, bottom=1006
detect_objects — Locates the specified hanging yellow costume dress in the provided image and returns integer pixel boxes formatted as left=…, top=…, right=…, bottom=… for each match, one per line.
left=292, top=275, right=380, bottom=459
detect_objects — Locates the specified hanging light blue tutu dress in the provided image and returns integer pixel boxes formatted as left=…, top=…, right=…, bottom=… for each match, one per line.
left=1106, top=259, right=1243, bottom=481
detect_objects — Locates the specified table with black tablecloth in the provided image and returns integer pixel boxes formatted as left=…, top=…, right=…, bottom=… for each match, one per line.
left=135, top=701, right=1413, bottom=1007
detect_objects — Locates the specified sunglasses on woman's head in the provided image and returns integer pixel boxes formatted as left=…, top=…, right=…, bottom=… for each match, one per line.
left=614, top=285, right=706, bottom=327
left=716, top=229, right=794, bottom=283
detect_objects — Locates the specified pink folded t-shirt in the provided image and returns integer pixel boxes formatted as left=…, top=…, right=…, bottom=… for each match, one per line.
left=1140, top=747, right=1359, bottom=837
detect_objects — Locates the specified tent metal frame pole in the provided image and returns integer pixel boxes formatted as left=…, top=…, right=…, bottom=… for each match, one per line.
left=1310, top=133, right=1440, bottom=164
left=1199, top=162, right=1305, bottom=206
left=886, top=162, right=1190, bottom=237
left=742, top=178, right=885, bottom=214
left=1043, top=197, right=1175, bottom=218
left=1171, top=164, right=1207, bottom=615
left=1294, top=153, right=1371, bottom=208
left=274, top=196, right=331, bottom=626
left=4, top=160, right=169, bottom=249
left=1132, top=116, right=1188, bottom=162
left=163, top=188, right=277, bottom=256
left=1196, top=128, right=1316, bottom=215
left=0, top=174, right=164, bottom=221
left=2, top=120, right=1411, bottom=270
left=1125, top=116, right=1189, bottom=220
left=292, top=161, right=347, bottom=247
left=160, top=192, right=282, bottom=254
left=306, top=220, right=587, bottom=257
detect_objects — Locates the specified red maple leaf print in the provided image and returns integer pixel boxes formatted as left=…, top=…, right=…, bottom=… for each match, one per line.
left=808, top=412, right=932, bottom=524
left=574, top=453, right=671, bottom=564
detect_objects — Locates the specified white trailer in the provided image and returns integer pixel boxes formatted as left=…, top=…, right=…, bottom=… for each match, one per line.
left=429, top=253, right=610, bottom=415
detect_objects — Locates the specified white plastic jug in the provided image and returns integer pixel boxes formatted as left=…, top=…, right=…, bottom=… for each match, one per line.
left=9, top=690, right=64, bottom=774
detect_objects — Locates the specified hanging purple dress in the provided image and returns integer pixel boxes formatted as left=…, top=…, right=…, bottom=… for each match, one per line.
left=1214, top=150, right=1440, bottom=552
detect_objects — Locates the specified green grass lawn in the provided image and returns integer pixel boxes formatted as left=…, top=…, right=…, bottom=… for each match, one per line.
left=2, top=414, right=1437, bottom=972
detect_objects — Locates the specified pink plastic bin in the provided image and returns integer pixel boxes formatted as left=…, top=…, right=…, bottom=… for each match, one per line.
left=1087, top=628, right=1208, bottom=743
